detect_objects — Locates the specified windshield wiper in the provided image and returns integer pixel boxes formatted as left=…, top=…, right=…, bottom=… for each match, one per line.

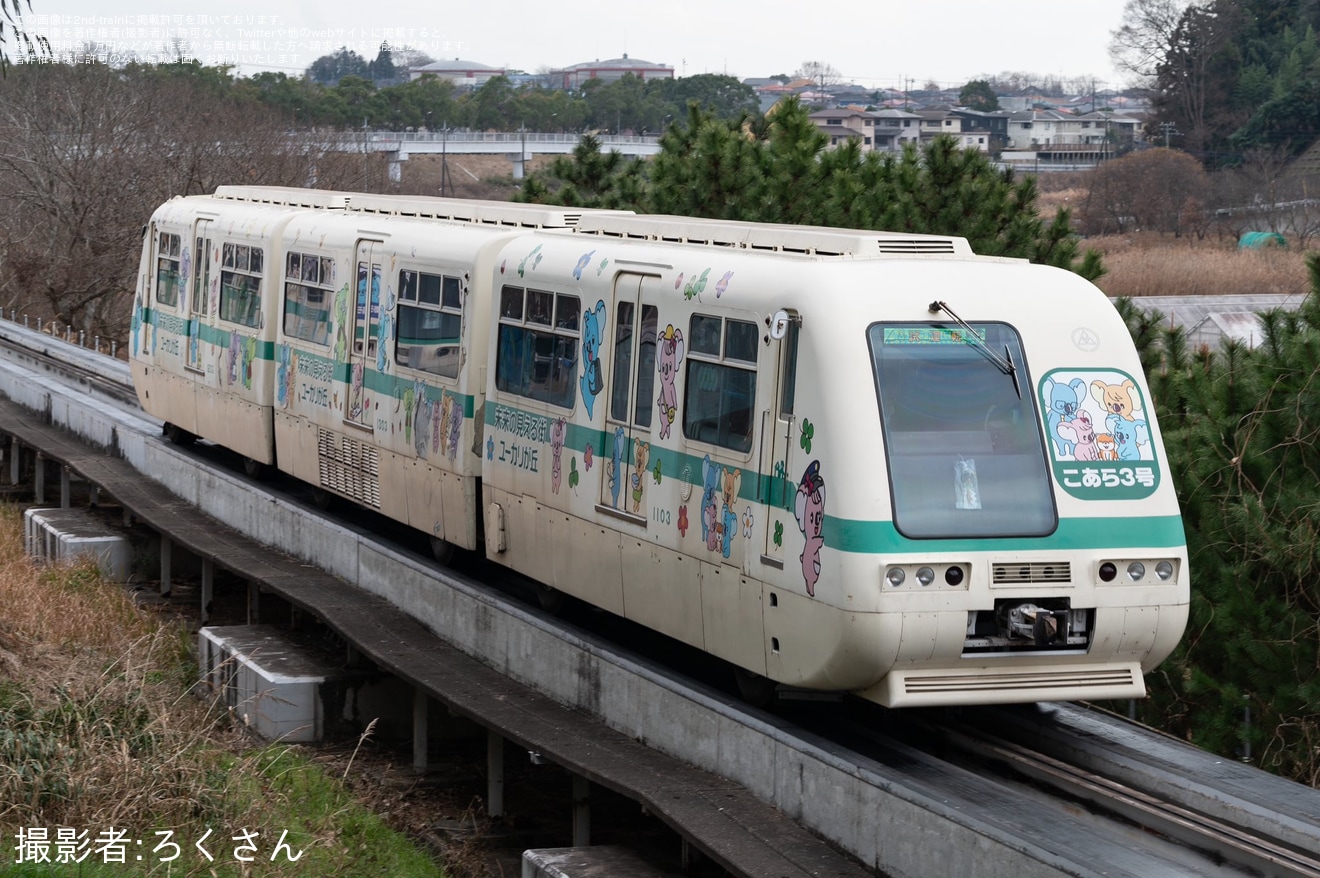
left=928, top=300, right=1022, bottom=399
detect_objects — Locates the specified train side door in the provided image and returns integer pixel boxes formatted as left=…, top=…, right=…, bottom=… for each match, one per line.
left=598, top=272, right=659, bottom=519
left=345, top=239, right=382, bottom=427
left=762, top=311, right=801, bottom=565
left=186, top=218, right=213, bottom=373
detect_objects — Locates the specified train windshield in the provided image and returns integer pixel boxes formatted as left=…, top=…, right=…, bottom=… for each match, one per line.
left=869, top=323, right=1056, bottom=539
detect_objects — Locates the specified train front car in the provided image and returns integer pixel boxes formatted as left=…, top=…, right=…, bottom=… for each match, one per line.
left=801, top=248, right=1189, bottom=708
left=480, top=214, right=1187, bottom=709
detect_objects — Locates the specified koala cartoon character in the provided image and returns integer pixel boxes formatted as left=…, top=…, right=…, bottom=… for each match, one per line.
left=1091, top=378, right=1139, bottom=421
left=436, top=392, right=454, bottom=456
left=276, top=345, right=293, bottom=409
left=431, top=391, right=443, bottom=454
left=1043, top=376, right=1087, bottom=458
left=656, top=324, right=685, bottom=440
left=1057, top=409, right=1099, bottom=461
left=580, top=300, right=606, bottom=420
left=719, top=468, right=742, bottom=559
left=414, top=382, right=432, bottom=457
left=550, top=417, right=567, bottom=494
left=226, top=330, right=241, bottom=386
left=606, top=426, right=627, bottom=509
left=630, top=438, right=649, bottom=513
left=700, top=455, right=722, bottom=552
left=1106, top=414, right=1148, bottom=460
left=794, top=461, right=826, bottom=597
left=446, top=392, right=463, bottom=460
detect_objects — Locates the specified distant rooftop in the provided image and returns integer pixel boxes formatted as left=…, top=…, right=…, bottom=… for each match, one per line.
left=557, top=54, right=672, bottom=72
left=1124, top=294, right=1308, bottom=350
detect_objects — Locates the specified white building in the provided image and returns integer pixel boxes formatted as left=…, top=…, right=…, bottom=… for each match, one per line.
left=409, top=59, right=506, bottom=87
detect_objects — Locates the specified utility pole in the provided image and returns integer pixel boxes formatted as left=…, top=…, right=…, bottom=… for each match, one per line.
left=440, top=120, right=453, bottom=197
left=1160, top=121, right=1179, bottom=148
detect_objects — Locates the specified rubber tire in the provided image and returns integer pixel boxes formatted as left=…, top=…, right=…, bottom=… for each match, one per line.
left=733, top=667, right=777, bottom=709
left=536, top=584, right=566, bottom=615
left=163, top=423, right=195, bottom=446
left=429, top=536, right=456, bottom=566
left=311, top=487, right=335, bottom=511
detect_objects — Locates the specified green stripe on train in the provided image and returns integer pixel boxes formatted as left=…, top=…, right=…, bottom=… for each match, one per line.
left=141, top=308, right=476, bottom=417
left=822, top=514, right=1187, bottom=553
left=483, top=399, right=1186, bottom=554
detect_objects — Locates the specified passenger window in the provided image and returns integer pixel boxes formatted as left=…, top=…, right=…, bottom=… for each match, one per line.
left=219, top=242, right=264, bottom=328
left=609, top=302, right=657, bottom=427
left=283, top=251, right=335, bottom=345
left=495, top=285, right=580, bottom=408
left=682, top=315, right=757, bottom=452
left=396, top=268, right=464, bottom=378
left=155, top=232, right=182, bottom=307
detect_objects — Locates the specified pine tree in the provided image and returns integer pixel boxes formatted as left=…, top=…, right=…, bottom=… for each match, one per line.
left=517, top=96, right=1102, bottom=276
left=1127, top=256, right=1320, bottom=786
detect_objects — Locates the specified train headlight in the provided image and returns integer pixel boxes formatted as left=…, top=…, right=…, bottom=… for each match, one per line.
left=916, top=566, right=935, bottom=586
left=1155, top=560, right=1175, bottom=581
left=1098, top=562, right=1117, bottom=582
left=944, top=565, right=964, bottom=586
left=1127, top=561, right=1146, bottom=581
left=885, top=567, right=906, bottom=587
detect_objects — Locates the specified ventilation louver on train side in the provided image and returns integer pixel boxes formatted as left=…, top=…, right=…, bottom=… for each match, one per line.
left=874, top=238, right=963, bottom=255
left=317, top=429, right=381, bottom=509
left=573, top=213, right=972, bottom=257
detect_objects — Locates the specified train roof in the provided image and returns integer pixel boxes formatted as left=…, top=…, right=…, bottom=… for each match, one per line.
left=206, top=186, right=1006, bottom=261
left=211, top=185, right=631, bottom=231
left=213, top=185, right=353, bottom=210
left=572, top=213, right=976, bottom=258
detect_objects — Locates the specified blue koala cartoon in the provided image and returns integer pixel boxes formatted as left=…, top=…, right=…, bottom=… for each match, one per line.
left=1107, top=414, right=1149, bottom=461
left=1044, top=376, right=1087, bottom=458
left=580, top=300, right=606, bottom=419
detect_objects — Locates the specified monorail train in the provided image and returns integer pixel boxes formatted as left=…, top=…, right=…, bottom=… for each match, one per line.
left=129, top=185, right=1189, bottom=708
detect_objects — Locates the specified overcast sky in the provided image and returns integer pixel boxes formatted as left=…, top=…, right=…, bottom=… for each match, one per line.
left=30, top=0, right=1133, bottom=89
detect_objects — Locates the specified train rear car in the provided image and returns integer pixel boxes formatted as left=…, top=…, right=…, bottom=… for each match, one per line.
left=131, top=187, right=626, bottom=554
left=130, top=187, right=347, bottom=465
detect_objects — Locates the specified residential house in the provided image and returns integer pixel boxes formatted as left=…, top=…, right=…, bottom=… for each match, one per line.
left=809, top=108, right=921, bottom=152
left=810, top=108, right=881, bottom=150
left=1001, top=109, right=1140, bottom=167
left=870, top=109, right=922, bottom=149
left=910, top=108, right=1007, bottom=153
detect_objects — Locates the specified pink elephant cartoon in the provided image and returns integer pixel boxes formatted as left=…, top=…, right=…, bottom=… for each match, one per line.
left=656, top=324, right=685, bottom=439
left=794, top=461, right=826, bottom=597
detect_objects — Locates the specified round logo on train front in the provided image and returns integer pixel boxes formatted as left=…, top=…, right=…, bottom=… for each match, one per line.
left=1038, top=368, right=1160, bottom=500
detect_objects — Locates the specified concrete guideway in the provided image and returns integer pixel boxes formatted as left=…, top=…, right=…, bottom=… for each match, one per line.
left=6, top=319, right=1319, bottom=877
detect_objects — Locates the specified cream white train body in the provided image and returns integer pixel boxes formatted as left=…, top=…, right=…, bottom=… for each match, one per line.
left=130, top=185, right=1189, bottom=707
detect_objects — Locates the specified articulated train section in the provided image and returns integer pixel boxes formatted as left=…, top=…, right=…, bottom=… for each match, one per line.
left=3, top=316, right=1319, bottom=877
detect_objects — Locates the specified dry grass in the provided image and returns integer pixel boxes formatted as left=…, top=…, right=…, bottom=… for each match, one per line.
left=0, top=505, right=446, bottom=876
left=1084, top=233, right=1312, bottom=299
left=0, top=510, right=227, bottom=832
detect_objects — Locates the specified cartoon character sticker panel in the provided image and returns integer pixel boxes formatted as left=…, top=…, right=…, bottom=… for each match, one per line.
left=1039, top=368, right=1160, bottom=500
